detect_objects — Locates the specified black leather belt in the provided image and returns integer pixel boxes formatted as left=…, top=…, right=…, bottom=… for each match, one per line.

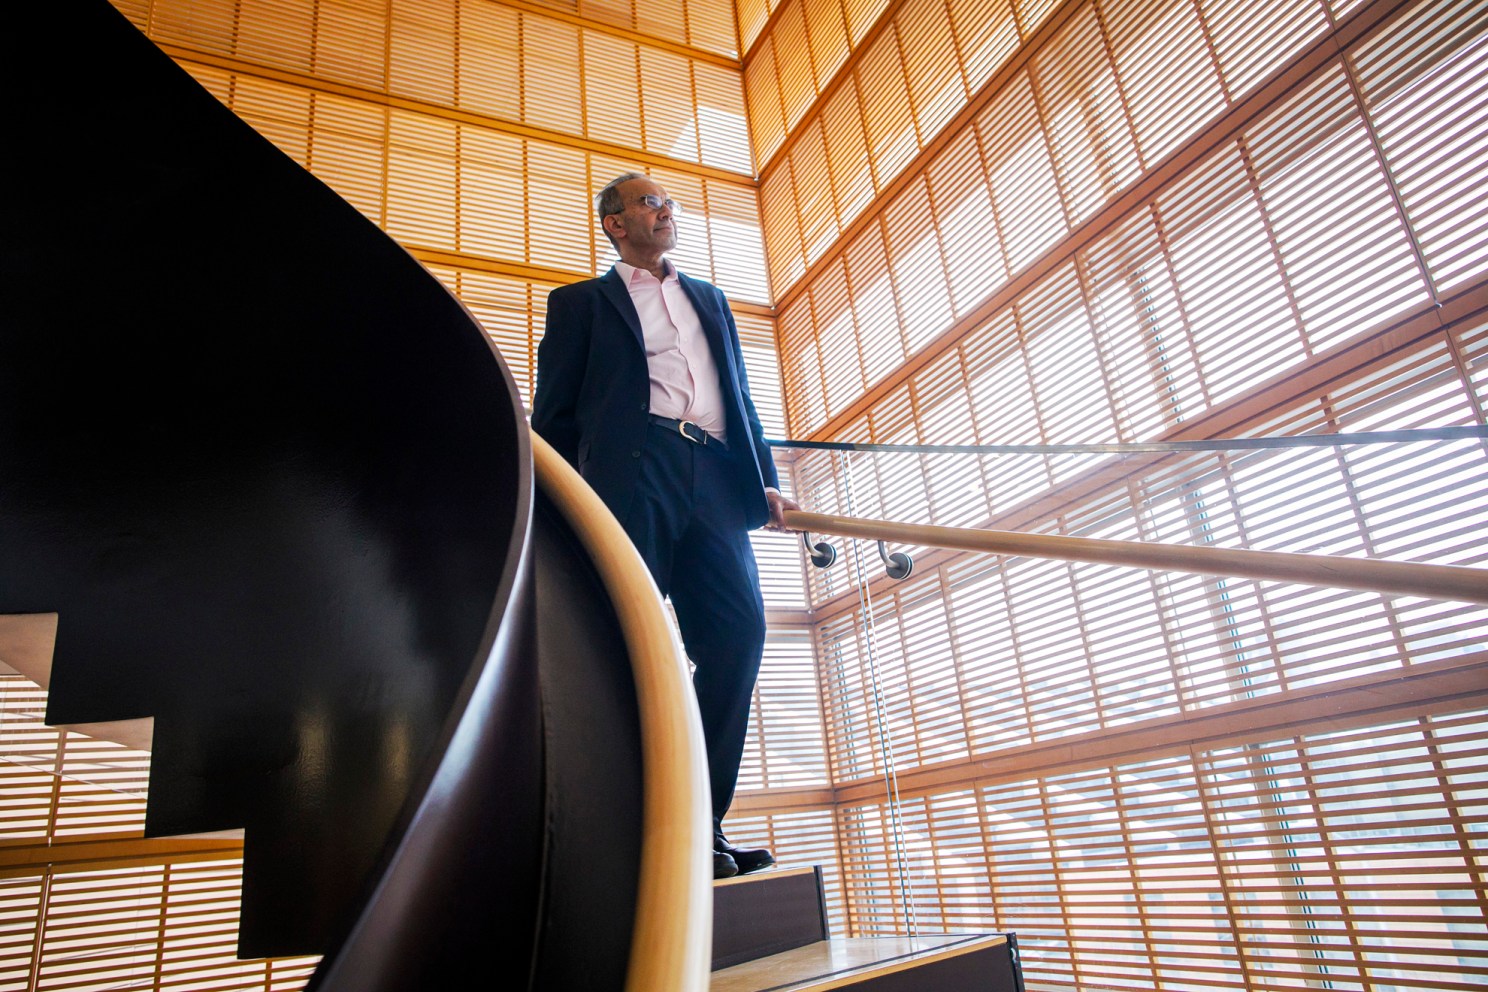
left=649, top=414, right=721, bottom=447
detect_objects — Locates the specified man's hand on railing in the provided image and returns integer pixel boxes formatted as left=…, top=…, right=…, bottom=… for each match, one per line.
left=765, top=490, right=802, bottom=531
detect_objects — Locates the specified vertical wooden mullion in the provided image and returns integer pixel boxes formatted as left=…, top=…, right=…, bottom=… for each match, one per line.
left=833, top=254, right=871, bottom=409
left=849, top=607, right=879, bottom=781
left=995, top=558, right=1039, bottom=746
left=1008, top=301, right=1059, bottom=496
left=799, top=285, right=834, bottom=440
left=820, top=117, right=847, bottom=251
left=1126, top=473, right=1197, bottom=711
left=1038, top=776, right=1082, bottom=989
left=1090, top=0, right=1147, bottom=176
left=935, top=523, right=978, bottom=755
left=1023, top=24, right=1080, bottom=234
left=1148, top=198, right=1214, bottom=417
left=1189, top=743, right=1262, bottom=992
left=1187, top=0, right=1234, bottom=107
left=1206, top=451, right=1292, bottom=697
left=955, top=348, right=1004, bottom=524
left=847, top=66, right=885, bottom=196
left=902, top=368, right=938, bottom=524
left=874, top=215, right=918, bottom=391
left=1072, top=250, right=1133, bottom=443
left=44, top=732, right=66, bottom=844
left=374, top=0, right=393, bottom=232
left=882, top=588, right=923, bottom=768
left=1056, top=519, right=1107, bottom=726
left=1419, top=716, right=1488, bottom=929
left=952, top=113, right=1017, bottom=526
left=769, top=34, right=793, bottom=166
left=1291, top=738, right=1373, bottom=989
left=971, top=783, right=1003, bottom=933
left=1234, top=134, right=1313, bottom=360
left=1316, top=396, right=1415, bottom=665
left=582, top=149, right=597, bottom=276
left=798, top=0, right=825, bottom=107
left=782, top=159, right=811, bottom=302
left=26, top=870, right=52, bottom=992
left=1339, top=46, right=1442, bottom=308
left=153, top=862, right=170, bottom=992
left=888, top=21, right=925, bottom=152
left=1110, top=766, right=1159, bottom=985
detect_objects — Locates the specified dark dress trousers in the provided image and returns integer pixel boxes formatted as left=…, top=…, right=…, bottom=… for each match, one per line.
left=531, top=265, right=779, bottom=825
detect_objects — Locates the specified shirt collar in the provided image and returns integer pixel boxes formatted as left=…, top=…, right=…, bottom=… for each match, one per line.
left=615, top=258, right=677, bottom=285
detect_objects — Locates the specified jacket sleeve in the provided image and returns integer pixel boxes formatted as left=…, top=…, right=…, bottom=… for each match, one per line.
left=717, top=288, right=781, bottom=493
left=530, top=286, right=585, bottom=467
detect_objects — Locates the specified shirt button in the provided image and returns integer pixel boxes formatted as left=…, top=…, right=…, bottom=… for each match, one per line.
left=632, top=450, right=641, bottom=458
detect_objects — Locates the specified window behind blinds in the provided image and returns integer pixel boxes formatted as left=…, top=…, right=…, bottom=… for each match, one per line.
left=134, top=0, right=756, bottom=180
left=874, top=704, right=1486, bottom=991
left=774, top=0, right=1487, bottom=439
left=0, top=673, right=319, bottom=990
left=731, top=1, right=1488, bottom=990
left=747, top=0, right=1062, bottom=290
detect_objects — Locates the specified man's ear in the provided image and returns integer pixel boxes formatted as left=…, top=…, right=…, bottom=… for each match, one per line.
left=602, top=214, right=625, bottom=242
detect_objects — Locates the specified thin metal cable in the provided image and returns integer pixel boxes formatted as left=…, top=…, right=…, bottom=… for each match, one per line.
left=837, top=450, right=918, bottom=935
left=770, top=424, right=1486, bottom=455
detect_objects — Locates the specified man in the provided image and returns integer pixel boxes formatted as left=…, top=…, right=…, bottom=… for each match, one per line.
left=531, top=172, right=799, bottom=879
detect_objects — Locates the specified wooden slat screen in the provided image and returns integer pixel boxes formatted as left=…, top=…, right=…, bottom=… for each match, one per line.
left=776, top=0, right=1488, bottom=439
left=729, top=0, right=1488, bottom=987
left=816, top=704, right=1488, bottom=991
left=528, top=0, right=742, bottom=56
left=0, top=673, right=319, bottom=989
left=737, top=629, right=830, bottom=793
left=134, top=0, right=756, bottom=196
left=796, top=325, right=1488, bottom=765
left=756, top=0, right=1488, bottom=397
left=746, top=0, right=1062, bottom=289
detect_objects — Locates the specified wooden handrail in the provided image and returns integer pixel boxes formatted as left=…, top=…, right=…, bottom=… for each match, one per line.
left=786, top=511, right=1488, bottom=605
left=531, top=432, right=713, bottom=992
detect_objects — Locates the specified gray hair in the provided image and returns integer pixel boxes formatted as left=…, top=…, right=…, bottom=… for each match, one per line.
left=595, top=172, right=648, bottom=249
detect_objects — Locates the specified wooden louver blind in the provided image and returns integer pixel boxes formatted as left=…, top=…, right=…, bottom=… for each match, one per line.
left=732, top=5, right=1488, bottom=992
left=815, top=704, right=1488, bottom=991
left=137, top=0, right=756, bottom=182
left=0, top=673, right=321, bottom=990
left=775, top=0, right=1487, bottom=439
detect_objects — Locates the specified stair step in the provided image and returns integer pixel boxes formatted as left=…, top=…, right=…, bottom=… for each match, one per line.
left=713, top=865, right=828, bottom=970
left=709, top=933, right=1019, bottom=992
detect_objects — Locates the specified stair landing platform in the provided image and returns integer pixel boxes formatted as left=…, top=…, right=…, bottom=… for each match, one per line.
left=710, top=932, right=1016, bottom=992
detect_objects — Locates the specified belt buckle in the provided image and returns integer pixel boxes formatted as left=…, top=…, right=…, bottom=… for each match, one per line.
left=677, top=419, right=703, bottom=444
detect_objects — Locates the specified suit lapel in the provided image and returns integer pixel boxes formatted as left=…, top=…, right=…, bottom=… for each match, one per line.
left=597, top=266, right=645, bottom=349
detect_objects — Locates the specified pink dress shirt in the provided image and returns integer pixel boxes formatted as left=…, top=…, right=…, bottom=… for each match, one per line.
left=615, top=259, right=728, bottom=443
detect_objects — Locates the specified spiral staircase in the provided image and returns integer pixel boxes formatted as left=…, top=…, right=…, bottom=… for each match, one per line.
left=0, top=4, right=1024, bottom=990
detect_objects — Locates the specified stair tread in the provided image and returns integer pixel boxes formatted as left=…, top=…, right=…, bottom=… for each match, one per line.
left=713, top=864, right=817, bottom=887
left=709, top=932, right=1008, bottom=992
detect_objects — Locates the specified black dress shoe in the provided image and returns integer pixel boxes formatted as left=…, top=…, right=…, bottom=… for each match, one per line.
left=714, top=850, right=739, bottom=879
left=716, top=838, right=774, bottom=875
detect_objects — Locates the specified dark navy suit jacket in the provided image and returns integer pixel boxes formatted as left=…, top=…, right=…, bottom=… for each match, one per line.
left=531, top=265, right=780, bottom=531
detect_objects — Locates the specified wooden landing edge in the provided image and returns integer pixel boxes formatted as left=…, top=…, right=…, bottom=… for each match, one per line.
left=712, top=933, right=1008, bottom=992
left=712, top=864, right=818, bottom=887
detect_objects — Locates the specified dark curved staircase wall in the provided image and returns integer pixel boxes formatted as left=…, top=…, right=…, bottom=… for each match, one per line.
left=2, top=3, right=641, bottom=984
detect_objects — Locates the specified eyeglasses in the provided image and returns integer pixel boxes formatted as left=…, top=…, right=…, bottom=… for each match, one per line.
left=633, top=194, right=683, bottom=214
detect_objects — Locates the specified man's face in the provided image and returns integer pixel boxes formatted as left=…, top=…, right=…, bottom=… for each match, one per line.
left=606, top=177, right=678, bottom=257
